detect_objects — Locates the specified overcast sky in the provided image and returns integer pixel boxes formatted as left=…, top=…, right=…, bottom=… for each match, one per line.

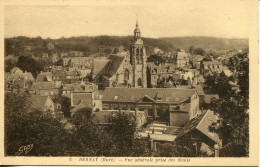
left=4, top=0, right=254, bottom=39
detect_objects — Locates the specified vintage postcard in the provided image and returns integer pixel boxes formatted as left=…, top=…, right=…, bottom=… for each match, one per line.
left=0, top=0, right=259, bottom=166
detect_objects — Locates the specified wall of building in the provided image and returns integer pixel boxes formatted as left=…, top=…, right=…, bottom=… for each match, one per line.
left=169, top=111, right=189, bottom=126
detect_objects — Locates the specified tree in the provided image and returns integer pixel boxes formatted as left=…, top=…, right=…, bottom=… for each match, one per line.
left=205, top=53, right=249, bottom=156
left=17, top=56, right=43, bottom=77
left=5, top=92, right=71, bottom=156
left=53, top=96, right=71, bottom=118
left=193, top=48, right=205, bottom=56
left=113, top=48, right=119, bottom=54
left=147, top=54, right=166, bottom=65
left=104, top=48, right=112, bottom=55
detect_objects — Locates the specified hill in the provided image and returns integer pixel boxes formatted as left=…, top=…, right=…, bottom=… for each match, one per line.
left=5, top=36, right=248, bottom=58
left=160, top=36, right=248, bottom=51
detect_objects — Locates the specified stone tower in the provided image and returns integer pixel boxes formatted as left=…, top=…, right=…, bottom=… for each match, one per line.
left=130, top=21, right=147, bottom=88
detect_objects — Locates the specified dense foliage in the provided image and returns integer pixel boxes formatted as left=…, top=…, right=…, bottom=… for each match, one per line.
left=204, top=53, right=249, bottom=156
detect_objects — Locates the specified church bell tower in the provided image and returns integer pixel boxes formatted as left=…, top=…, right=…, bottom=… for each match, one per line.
left=130, top=21, right=147, bottom=88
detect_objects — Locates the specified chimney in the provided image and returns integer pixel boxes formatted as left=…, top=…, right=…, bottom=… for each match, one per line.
left=118, top=106, right=121, bottom=115
left=214, top=143, right=220, bottom=157
left=135, top=108, right=138, bottom=122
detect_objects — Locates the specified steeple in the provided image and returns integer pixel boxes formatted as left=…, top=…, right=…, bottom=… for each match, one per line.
left=134, top=20, right=141, bottom=40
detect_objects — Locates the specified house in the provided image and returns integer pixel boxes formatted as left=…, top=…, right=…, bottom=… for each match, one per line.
left=42, top=53, right=49, bottom=59
left=36, top=74, right=48, bottom=82
left=62, top=83, right=85, bottom=98
left=29, top=82, right=60, bottom=96
left=65, top=70, right=80, bottom=83
left=175, top=110, right=222, bottom=156
left=51, top=53, right=60, bottom=62
left=5, top=70, right=35, bottom=92
left=63, top=57, right=93, bottom=69
left=38, top=72, right=53, bottom=81
left=52, top=69, right=66, bottom=86
left=200, top=60, right=224, bottom=76
left=101, top=87, right=200, bottom=127
left=9, top=72, right=35, bottom=83
left=10, top=67, right=23, bottom=74
left=31, top=95, right=63, bottom=117
left=175, top=51, right=190, bottom=68
left=191, top=55, right=205, bottom=69
left=70, top=92, right=102, bottom=116
left=147, top=62, right=176, bottom=88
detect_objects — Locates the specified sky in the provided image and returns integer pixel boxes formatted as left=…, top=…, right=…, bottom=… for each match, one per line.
left=4, top=0, right=255, bottom=39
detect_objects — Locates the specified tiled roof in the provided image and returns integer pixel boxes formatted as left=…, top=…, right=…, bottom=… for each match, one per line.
left=204, top=94, right=219, bottom=103
left=30, top=82, right=59, bottom=90
left=176, top=110, right=221, bottom=143
left=101, top=87, right=196, bottom=104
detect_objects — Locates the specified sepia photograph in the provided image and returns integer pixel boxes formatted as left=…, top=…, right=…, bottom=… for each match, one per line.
left=0, top=0, right=259, bottom=166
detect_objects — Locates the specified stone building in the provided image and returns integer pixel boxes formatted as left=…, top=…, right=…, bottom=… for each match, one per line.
left=101, top=87, right=200, bottom=127
left=91, top=21, right=147, bottom=88
left=130, top=21, right=147, bottom=88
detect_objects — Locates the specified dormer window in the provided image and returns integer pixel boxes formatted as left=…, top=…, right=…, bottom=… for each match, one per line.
left=130, top=96, right=134, bottom=101
left=156, top=91, right=163, bottom=101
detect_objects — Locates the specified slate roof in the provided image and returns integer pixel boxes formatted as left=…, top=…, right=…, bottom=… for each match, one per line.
left=195, top=84, right=205, bottom=95
left=176, top=110, right=221, bottom=143
left=65, top=71, right=78, bottom=76
left=204, top=94, right=219, bottom=103
left=52, top=70, right=66, bottom=76
left=107, top=54, right=125, bottom=77
left=101, top=87, right=196, bottom=104
left=71, top=92, right=92, bottom=106
left=177, top=52, right=188, bottom=60
left=202, top=60, right=222, bottom=65
left=63, top=84, right=85, bottom=92
left=30, top=95, right=49, bottom=111
left=11, top=72, right=35, bottom=82
left=10, top=67, right=23, bottom=74
left=70, top=100, right=93, bottom=114
left=36, top=74, right=47, bottom=82
left=92, top=59, right=110, bottom=76
left=30, top=82, right=59, bottom=90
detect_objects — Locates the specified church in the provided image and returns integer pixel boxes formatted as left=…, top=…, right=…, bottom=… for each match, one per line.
left=92, top=21, right=147, bottom=88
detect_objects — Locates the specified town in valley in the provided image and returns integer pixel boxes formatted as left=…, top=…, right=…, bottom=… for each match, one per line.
left=4, top=17, right=249, bottom=157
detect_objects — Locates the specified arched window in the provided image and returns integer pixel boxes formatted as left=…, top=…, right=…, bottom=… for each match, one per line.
left=124, top=69, right=129, bottom=81
left=138, top=78, right=142, bottom=86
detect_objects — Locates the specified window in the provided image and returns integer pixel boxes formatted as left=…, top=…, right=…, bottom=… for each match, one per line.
left=45, top=91, right=48, bottom=95
left=51, top=91, right=53, bottom=95
left=124, top=69, right=129, bottom=81
left=114, top=96, right=118, bottom=100
left=137, top=78, right=142, bottom=86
